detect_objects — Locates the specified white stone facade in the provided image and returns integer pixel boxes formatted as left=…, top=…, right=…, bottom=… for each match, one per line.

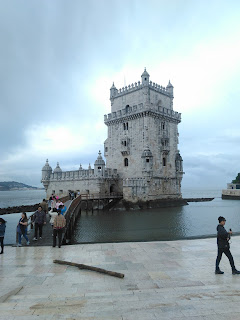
left=42, top=69, right=184, bottom=202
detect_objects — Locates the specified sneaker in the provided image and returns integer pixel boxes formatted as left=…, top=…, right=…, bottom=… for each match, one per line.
left=17, top=244, right=22, bottom=247
left=33, top=237, right=38, bottom=241
left=232, top=269, right=240, bottom=275
left=27, top=241, right=30, bottom=245
left=39, top=237, right=42, bottom=240
left=215, top=269, right=224, bottom=274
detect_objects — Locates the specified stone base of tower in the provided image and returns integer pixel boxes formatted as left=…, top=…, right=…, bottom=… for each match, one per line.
left=122, top=177, right=184, bottom=203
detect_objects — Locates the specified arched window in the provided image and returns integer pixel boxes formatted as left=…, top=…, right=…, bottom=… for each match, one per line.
left=163, top=157, right=166, bottom=167
left=124, top=158, right=128, bottom=167
left=126, top=105, right=130, bottom=113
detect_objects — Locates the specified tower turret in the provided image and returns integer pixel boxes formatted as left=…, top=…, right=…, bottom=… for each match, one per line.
left=41, top=159, right=52, bottom=191
left=54, top=162, right=62, bottom=173
left=110, top=82, right=118, bottom=100
left=141, top=68, right=150, bottom=86
left=94, top=151, right=105, bottom=177
left=166, top=80, right=174, bottom=97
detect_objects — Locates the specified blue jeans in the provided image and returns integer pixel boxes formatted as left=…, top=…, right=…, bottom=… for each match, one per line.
left=18, top=229, right=29, bottom=244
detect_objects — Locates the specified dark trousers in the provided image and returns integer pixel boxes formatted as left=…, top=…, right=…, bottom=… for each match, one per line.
left=216, top=247, right=236, bottom=270
left=0, top=237, right=4, bottom=253
left=53, top=229, right=63, bottom=248
left=34, top=223, right=43, bottom=238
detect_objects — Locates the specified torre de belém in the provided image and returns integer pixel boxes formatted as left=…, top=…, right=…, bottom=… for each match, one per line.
left=41, top=69, right=184, bottom=204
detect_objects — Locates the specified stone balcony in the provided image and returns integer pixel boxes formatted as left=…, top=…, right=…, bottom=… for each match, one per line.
left=104, top=104, right=181, bottom=124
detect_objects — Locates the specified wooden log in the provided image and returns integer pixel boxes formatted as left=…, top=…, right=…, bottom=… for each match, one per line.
left=53, top=259, right=124, bottom=279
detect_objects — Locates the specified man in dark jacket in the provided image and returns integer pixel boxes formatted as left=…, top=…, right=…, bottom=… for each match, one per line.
left=215, top=216, right=240, bottom=274
left=33, top=206, right=46, bottom=241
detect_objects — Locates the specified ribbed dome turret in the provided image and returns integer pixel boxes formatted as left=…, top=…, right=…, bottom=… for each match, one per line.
left=141, top=145, right=153, bottom=158
left=94, top=151, right=105, bottom=166
left=54, top=162, right=62, bottom=173
left=176, top=152, right=182, bottom=161
left=141, top=68, right=150, bottom=77
left=42, top=159, right=52, bottom=171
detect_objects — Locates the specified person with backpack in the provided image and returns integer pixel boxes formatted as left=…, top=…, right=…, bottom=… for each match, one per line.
left=17, top=212, right=30, bottom=247
left=0, top=218, right=6, bottom=254
left=53, top=211, right=66, bottom=248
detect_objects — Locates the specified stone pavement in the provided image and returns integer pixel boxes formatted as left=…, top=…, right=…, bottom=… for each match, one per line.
left=1, top=237, right=240, bottom=320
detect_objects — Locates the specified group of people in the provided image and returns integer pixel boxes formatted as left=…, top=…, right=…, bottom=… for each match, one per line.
left=5, top=196, right=67, bottom=250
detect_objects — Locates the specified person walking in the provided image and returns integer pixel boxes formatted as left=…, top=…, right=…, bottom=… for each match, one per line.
left=53, top=211, right=66, bottom=248
left=215, top=216, right=240, bottom=274
left=33, top=206, right=46, bottom=241
left=48, top=197, right=53, bottom=212
left=58, top=204, right=67, bottom=215
left=51, top=196, right=57, bottom=210
left=49, top=208, right=58, bottom=229
left=17, top=212, right=30, bottom=247
left=40, top=199, right=48, bottom=214
left=0, top=218, right=6, bottom=254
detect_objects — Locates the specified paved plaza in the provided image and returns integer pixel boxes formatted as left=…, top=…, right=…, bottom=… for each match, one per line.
left=1, top=237, right=240, bottom=320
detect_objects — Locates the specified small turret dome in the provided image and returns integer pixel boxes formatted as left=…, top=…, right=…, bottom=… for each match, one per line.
left=141, top=145, right=153, bottom=158
left=54, top=162, right=62, bottom=173
left=94, top=151, right=105, bottom=166
left=167, top=80, right=173, bottom=88
left=141, top=68, right=150, bottom=78
left=111, top=82, right=116, bottom=89
left=42, top=159, right=52, bottom=171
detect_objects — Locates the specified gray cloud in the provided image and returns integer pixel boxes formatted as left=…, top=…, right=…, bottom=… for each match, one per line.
left=0, top=0, right=240, bottom=189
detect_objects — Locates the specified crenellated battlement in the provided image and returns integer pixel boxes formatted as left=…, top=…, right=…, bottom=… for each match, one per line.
left=111, top=81, right=171, bottom=99
left=104, top=103, right=181, bottom=124
left=47, top=167, right=118, bottom=181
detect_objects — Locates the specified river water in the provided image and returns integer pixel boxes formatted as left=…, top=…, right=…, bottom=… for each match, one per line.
left=73, top=189, right=240, bottom=244
left=1, top=189, right=240, bottom=245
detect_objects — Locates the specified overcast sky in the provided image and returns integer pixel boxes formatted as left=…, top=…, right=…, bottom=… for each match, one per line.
left=0, top=0, right=240, bottom=189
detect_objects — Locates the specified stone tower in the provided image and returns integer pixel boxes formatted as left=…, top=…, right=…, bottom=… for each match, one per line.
left=104, top=69, right=184, bottom=202
left=41, top=159, right=52, bottom=191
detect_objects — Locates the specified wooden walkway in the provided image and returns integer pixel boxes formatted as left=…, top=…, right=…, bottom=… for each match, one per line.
left=27, top=200, right=72, bottom=247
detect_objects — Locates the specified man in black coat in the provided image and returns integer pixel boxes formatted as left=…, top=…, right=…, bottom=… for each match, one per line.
left=215, top=216, right=240, bottom=274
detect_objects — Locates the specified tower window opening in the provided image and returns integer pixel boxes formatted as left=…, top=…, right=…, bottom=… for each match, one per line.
left=145, top=78, right=147, bottom=80
left=124, top=140, right=127, bottom=146
left=124, top=158, right=128, bottom=167
left=161, top=122, right=165, bottom=130
left=146, top=159, right=150, bottom=163
left=105, top=147, right=108, bottom=152
left=98, top=166, right=101, bottom=170
left=163, top=158, right=166, bottom=167
left=126, top=122, right=128, bottom=130
left=123, top=122, right=129, bottom=130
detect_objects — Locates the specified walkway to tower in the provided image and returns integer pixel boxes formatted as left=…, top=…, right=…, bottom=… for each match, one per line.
left=27, top=193, right=123, bottom=247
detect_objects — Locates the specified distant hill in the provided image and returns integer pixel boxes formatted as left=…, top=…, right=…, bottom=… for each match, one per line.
left=0, top=181, right=42, bottom=191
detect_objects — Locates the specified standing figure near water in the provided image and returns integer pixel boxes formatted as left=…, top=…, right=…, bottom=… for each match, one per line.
left=17, top=212, right=30, bottom=247
left=33, top=206, right=46, bottom=241
left=0, top=218, right=6, bottom=254
left=215, top=216, right=240, bottom=274
left=53, top=211, right=66, bottom=248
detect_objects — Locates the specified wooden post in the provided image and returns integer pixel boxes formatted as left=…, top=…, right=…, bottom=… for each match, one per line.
left=53, top=259, right=124, bottom=279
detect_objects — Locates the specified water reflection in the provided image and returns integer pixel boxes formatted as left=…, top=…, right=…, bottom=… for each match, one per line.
left=73, top=198, right=240, bottom=243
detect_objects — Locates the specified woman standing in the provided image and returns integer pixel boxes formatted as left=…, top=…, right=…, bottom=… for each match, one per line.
left=0, top=218, right=6, bottom=254
left=17, top=212, right=30, bottom=247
